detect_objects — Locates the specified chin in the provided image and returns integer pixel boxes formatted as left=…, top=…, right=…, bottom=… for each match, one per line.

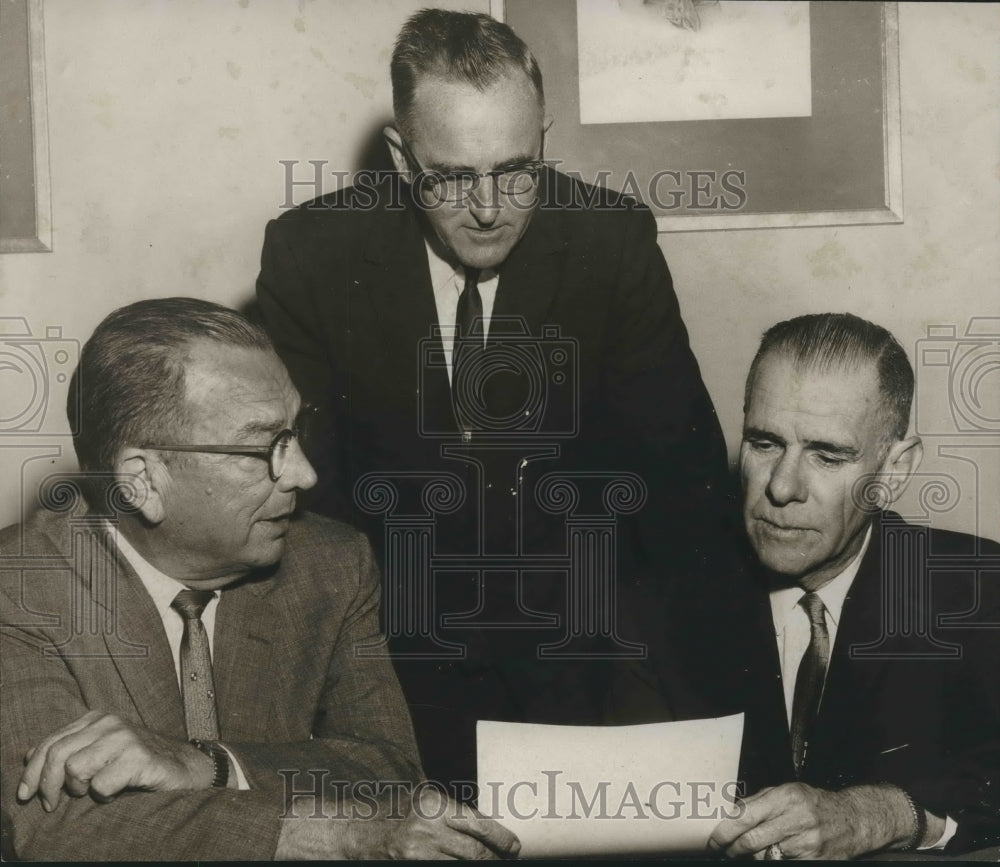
left=753, top=542, right=812, bottom=580
left=245, top=536, right=288, bottom=570
left=454, top=243, right=514, bottom=271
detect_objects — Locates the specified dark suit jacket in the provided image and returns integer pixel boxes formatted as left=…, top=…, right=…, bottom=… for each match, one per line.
left=256, top=169, right=735, bottom=786
left=608, top=512, right=1000, bottom=854
left=0, top=507, right=421, bottom=861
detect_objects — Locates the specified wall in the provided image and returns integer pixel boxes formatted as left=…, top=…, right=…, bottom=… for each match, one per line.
left=1, top=1, right=997, bottom=540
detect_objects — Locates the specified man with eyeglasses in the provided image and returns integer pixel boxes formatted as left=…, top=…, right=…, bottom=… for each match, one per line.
left=0, top=298, right=519, bottom=860
left=256, top=9, right=734, bottom=789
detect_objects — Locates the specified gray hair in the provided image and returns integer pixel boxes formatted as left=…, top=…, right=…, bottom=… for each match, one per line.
left=391, top=8, right=544, bottom=140
left=744, top=312, right=914, bottom=444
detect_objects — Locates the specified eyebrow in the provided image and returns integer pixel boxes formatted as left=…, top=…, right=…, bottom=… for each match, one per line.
left=808, top=440, right=861, bottom=459
left=742, top=427, right=861, bottom=458
left=235, top=418, right=286, bottom=440
left=743, top=427, right=782, bottom=443
left=428, top=154, right=540, bottom=174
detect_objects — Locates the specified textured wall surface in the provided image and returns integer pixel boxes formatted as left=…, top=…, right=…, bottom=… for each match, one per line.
left=1, top=1, right=996, bottom=540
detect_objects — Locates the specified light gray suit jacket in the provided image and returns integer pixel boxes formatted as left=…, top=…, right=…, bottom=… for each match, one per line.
left=1, top=505, right=421, bottom=860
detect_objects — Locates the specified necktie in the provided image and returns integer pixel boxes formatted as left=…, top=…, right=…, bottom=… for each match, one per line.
left=790, top=591, right=830, bottom=777
left=171, top=589, right=220, bottom=741
left=455, top=267, right=483, bottom=350
left=453, top=268, right=482, bottom=433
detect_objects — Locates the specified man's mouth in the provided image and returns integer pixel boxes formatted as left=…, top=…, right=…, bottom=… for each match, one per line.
left=757, top=517, right=813, bottom=536
left=262, top=508, right=295, bottom=523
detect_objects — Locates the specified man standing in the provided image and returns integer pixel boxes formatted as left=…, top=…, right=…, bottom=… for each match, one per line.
left=1, top=298, right=518, bottom=860
left=256, top=9, right=731, bottom=788
left=705, top=314, right=1000, bottom=858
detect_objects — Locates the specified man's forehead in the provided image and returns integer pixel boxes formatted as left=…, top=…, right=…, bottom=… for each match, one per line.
left=408, top=72, right=543, bottom=163
left=747, top=353, right=880, bottom=432
left=183, top=341, right=295, bottom=419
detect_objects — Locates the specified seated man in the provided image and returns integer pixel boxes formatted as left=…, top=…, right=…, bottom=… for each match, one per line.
left=611, top=313, right=1000, bottom=859
left=0, top=298, right=518, bottom=861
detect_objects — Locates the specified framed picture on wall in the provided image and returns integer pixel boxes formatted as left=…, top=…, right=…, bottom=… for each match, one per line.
left=494, top=0, right=902, bottom=233
left=1, top=0, right=52, bottom=253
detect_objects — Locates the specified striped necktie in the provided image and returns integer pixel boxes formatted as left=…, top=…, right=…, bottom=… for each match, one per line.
left=790, top=591, right=830, bottom=777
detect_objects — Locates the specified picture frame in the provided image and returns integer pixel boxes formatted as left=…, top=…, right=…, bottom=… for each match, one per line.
left=494, top=0, right=902, bottom=233
left=1, top=0, right=52, bottom=253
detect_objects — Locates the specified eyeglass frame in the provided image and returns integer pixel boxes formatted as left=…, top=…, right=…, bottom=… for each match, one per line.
left=397, top=136, right=547, bottom=204
left=142, top=406, right=317, bottom=482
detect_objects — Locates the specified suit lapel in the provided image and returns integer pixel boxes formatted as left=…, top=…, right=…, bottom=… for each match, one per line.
left=359, top=198, right=453, bottom=427
left=750, top=586, right=797, bottom=784
left=752, top=518, right=906, bottom=785
left=808, top=521, right=890, bottom=774
left=93, top=528, right=187, bottom=737
left=212, top=571, right=280, bottom=742
left=491, top=173, right=566, bottom=338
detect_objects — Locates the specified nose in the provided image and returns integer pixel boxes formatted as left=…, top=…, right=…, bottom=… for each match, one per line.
left=766, top=450, right=807, bottom=506
left=466, top=182, right=501, bottom=226
left=278, top=437, right=318, bottom=493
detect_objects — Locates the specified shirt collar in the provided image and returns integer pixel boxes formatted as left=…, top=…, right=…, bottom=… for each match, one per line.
left=424, top=239, right=497, bottom=293
left=110, top=525, right=209, bottom=620
left=770, top=524, right=872, bottom=627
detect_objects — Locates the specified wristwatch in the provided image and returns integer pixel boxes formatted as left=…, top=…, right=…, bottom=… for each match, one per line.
left=189, top=739, right=230, bottom=788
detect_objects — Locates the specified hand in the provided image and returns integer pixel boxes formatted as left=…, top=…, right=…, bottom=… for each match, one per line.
left=355, top=787, right=519, bottom=860
left=17, top=711, right=214, bottom=811
left=278, top=785, right=521, bottom=860
left=708, top=782, right=916, bottom=860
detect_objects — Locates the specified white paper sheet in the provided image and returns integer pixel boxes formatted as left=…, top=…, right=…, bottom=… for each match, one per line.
left=577, top=0, right=812, bottom=123
left=477, top=714, right=743, bottom=857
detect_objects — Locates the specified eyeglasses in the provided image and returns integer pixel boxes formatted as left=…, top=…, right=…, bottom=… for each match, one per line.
left=143, top=406, right=317, bottom=482
left=399, top=138, right=545, bottom=203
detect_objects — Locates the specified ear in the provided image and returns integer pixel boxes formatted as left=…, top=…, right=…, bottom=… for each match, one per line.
left=382, top=126, right=409, bottom=177
left=877, top=435, right=923, bottom=504
left=115, top=448, right=170, bottom=525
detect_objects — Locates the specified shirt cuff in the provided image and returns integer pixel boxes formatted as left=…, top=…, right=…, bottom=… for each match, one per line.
left=918, top=814, right=957, bottom=850
left=217, top=744, right=251, bottom=790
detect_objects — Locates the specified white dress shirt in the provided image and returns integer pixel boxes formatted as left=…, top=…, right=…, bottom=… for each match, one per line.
left=112, top=527, right=249, bottom=789
left=425, top=239, right=499, bottom=382
left=769, top=527, right=870, bottom=727
left=768, top=524, right=954, bottom=849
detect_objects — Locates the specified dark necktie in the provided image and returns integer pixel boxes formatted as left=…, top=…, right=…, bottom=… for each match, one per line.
left=790, top=591, right=830, bottom=777
left=453, top=268, right=483, bottom=433
left=455, top=267, right=483, bottom=350
left=171, top=589, right=220, bottom=741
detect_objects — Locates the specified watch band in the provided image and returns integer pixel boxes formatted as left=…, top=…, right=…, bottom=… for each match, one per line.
left=896, top=788, right=927, bottom=852
left=189, top=738, right=229, bottom=788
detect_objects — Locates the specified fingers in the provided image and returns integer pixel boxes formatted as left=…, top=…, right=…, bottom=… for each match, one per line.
left=62, top=733, right=132, bottom=800
left=18, top=711, right=106, bottom=808
left=19, top=712, right=128, bottom=811
left=710, top=784, right=822, bottom=860
left=709, top=786, right=798, bottom=857
left=390, top=792, right=519, bottom=860
left=710, top=791, right=773, bottom=850
left=444, top=811, right=520, bottom=859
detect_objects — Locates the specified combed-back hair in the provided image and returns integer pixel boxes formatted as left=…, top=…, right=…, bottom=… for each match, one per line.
left=69, top=297, right=273, bottom=480
left=744, top=313, right=914, bottom=444
left=391, top=8, right=544, bottom=139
